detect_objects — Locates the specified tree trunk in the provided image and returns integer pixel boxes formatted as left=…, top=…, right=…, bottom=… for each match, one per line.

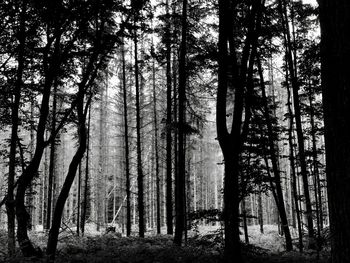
left=151, top=44, right=161, bottom=235
left=6, top=0, right=27, bottom=255
left=277, top=0, right=315, bottom=243
left=121, top=42, right=132, bottom=236
left=134, top=22, right=145, bottom=238
left=286, top=73, right=303, bottom=252
left=319, top=1, right=350, bottom=261
left=165, top=0, right=174, bottom=236
left=81, top=103, right=91, bottom=235
left=46, top=93, right=88, bottom=261
left=46, top=83, right=58, bottom=230
left=257, top=58, right=293, bottom=251
left=174, top=0, right=187, bottom=246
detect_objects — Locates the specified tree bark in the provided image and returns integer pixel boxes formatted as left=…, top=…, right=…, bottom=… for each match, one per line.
left=277, top=0, right=314, bottom=243
left=80, top=103, right=91, bottom=235
left=6, top=0, right=27, bottom=255
left=165, top=0, right=174, bottom=236
left=46, top=90, right=88, bottom=261
left=121, top=41, right=132, bottom=236
left=134, top=21, right=145, bottom=238
left=319, top=1, right=350, bottom=261
left=46, top=83, right=58, bottom=230
left=257, top=58, right=293, bottom=251
left=174, top=0, right=187, bottom=246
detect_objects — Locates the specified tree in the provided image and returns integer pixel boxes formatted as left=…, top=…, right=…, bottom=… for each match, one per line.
left=165, top=0, right=174, bottom=236
left=319, top=0, right=350, bottom=262
left=277, top=0, right=315, bottom=244
left=5, top=0, right=27, bottom=256
left=174, top=0, right=187, bottom=246
left=217, top=0, right=264, bottom=261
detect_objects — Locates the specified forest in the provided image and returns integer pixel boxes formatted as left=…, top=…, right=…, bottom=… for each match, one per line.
left=0, top=0, right=349, bottom=262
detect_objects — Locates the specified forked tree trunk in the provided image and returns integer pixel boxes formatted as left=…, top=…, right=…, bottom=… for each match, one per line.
left=7, top=0, right=27, bottom=255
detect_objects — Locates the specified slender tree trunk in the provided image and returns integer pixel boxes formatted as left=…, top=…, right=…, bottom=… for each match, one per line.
left=16, top=33, right=61, bottom=257
left=242, top=199, right=249, bottom=244
left=319, top=1, right=350, bottom=261
left=278, top=0, right=314, bottom=243
left=308, top=86, right=323, bottom=235
left=258, top=187, right=264, bottom=234
left=46, top=93, right=88, bottom=261
left=46, top=83, right=58, bottom=230
left=286, top=75, right=303, bottom=252
left=6, top=0, right=27, bottom=255
left=134, top=22, right=145, bottom=238
left=165, top=0, right=173, bottom=236
left=76, top=161, right=82, bottom=235
left=81, top=103, right=91, bottom=235
left=151, top=45, right=161, bottom=235
left=174, top=0, right=187, bottom=246
left=121, top=42, right=132, bottom=236
left=257, top=58, right=293, bottom=251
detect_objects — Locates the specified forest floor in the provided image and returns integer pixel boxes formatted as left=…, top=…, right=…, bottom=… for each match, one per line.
left=0, top=225, right=330, bottom=262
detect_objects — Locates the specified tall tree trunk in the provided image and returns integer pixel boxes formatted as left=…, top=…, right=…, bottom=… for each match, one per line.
left=217, top=1, right=263, bottom=261
left=277, top=0, right=314, bottom=243
left=134, top=22, right=145, bottom=238
left=76, top=161, right=82, bottom=235
left=286, top=72, right=303, bottom=252
left=81, top=103, right=91, bottom=235
left=174, top=0, right=187, bottom=246
left=165, top=0, right=174, bottom=236
left=6, top=0, right=27, bottom=255
left=46, top=91, right=88, bottom=261
left=307, top=85, right=323, bottom=235
left=151, top=44, right=161, bottom=235
left=319, top=1, right=350, bottom=261
left=46, top=83, right=58, bottom=230
left=257, top=58, right=293, bottom=251
left=121, top=42, right=132, bottom=236
left=16, top=32, right=62, bottom=258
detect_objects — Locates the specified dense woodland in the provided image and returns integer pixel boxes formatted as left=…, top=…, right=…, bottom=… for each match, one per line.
left=0, top=0, right=349, bottom=262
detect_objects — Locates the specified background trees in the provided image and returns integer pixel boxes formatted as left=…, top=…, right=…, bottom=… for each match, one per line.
left=1, top=0, right=349, bottom=262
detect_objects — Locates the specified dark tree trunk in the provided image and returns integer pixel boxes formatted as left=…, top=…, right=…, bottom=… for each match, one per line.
left=16, top=33, right=61, bottom=257
left=242, top=199, right=249, bottom=244
left=6, top=0, right=27, bottom=255
left=134, top=23, right=145, bottom=238
left=307, top=86, right=323, bottom=236
left=76, top=161, right=82, bottom=235
left=46, top=92, right=88, bottom=261
left=151, top=46, right=161, bottom=235
left=257, top=58, right=293, bottom=251
left=165, top=0, right=173, bottom=236
left=258, top=187, right=264, bottom=234
left=286, top=73, right=303, bottom=252
left=319, top=1, right=350, bottom=262
left=174, top=0, right=187, bottom=246
left=277, top=0, right=314, bottom=243
left=217, top=1, right=263, bottom=261
left=121, top=42, right=131, bottom=236
left=46, top=83, right=58, bottom=231
left=80, top=103, right=91, bottom=235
